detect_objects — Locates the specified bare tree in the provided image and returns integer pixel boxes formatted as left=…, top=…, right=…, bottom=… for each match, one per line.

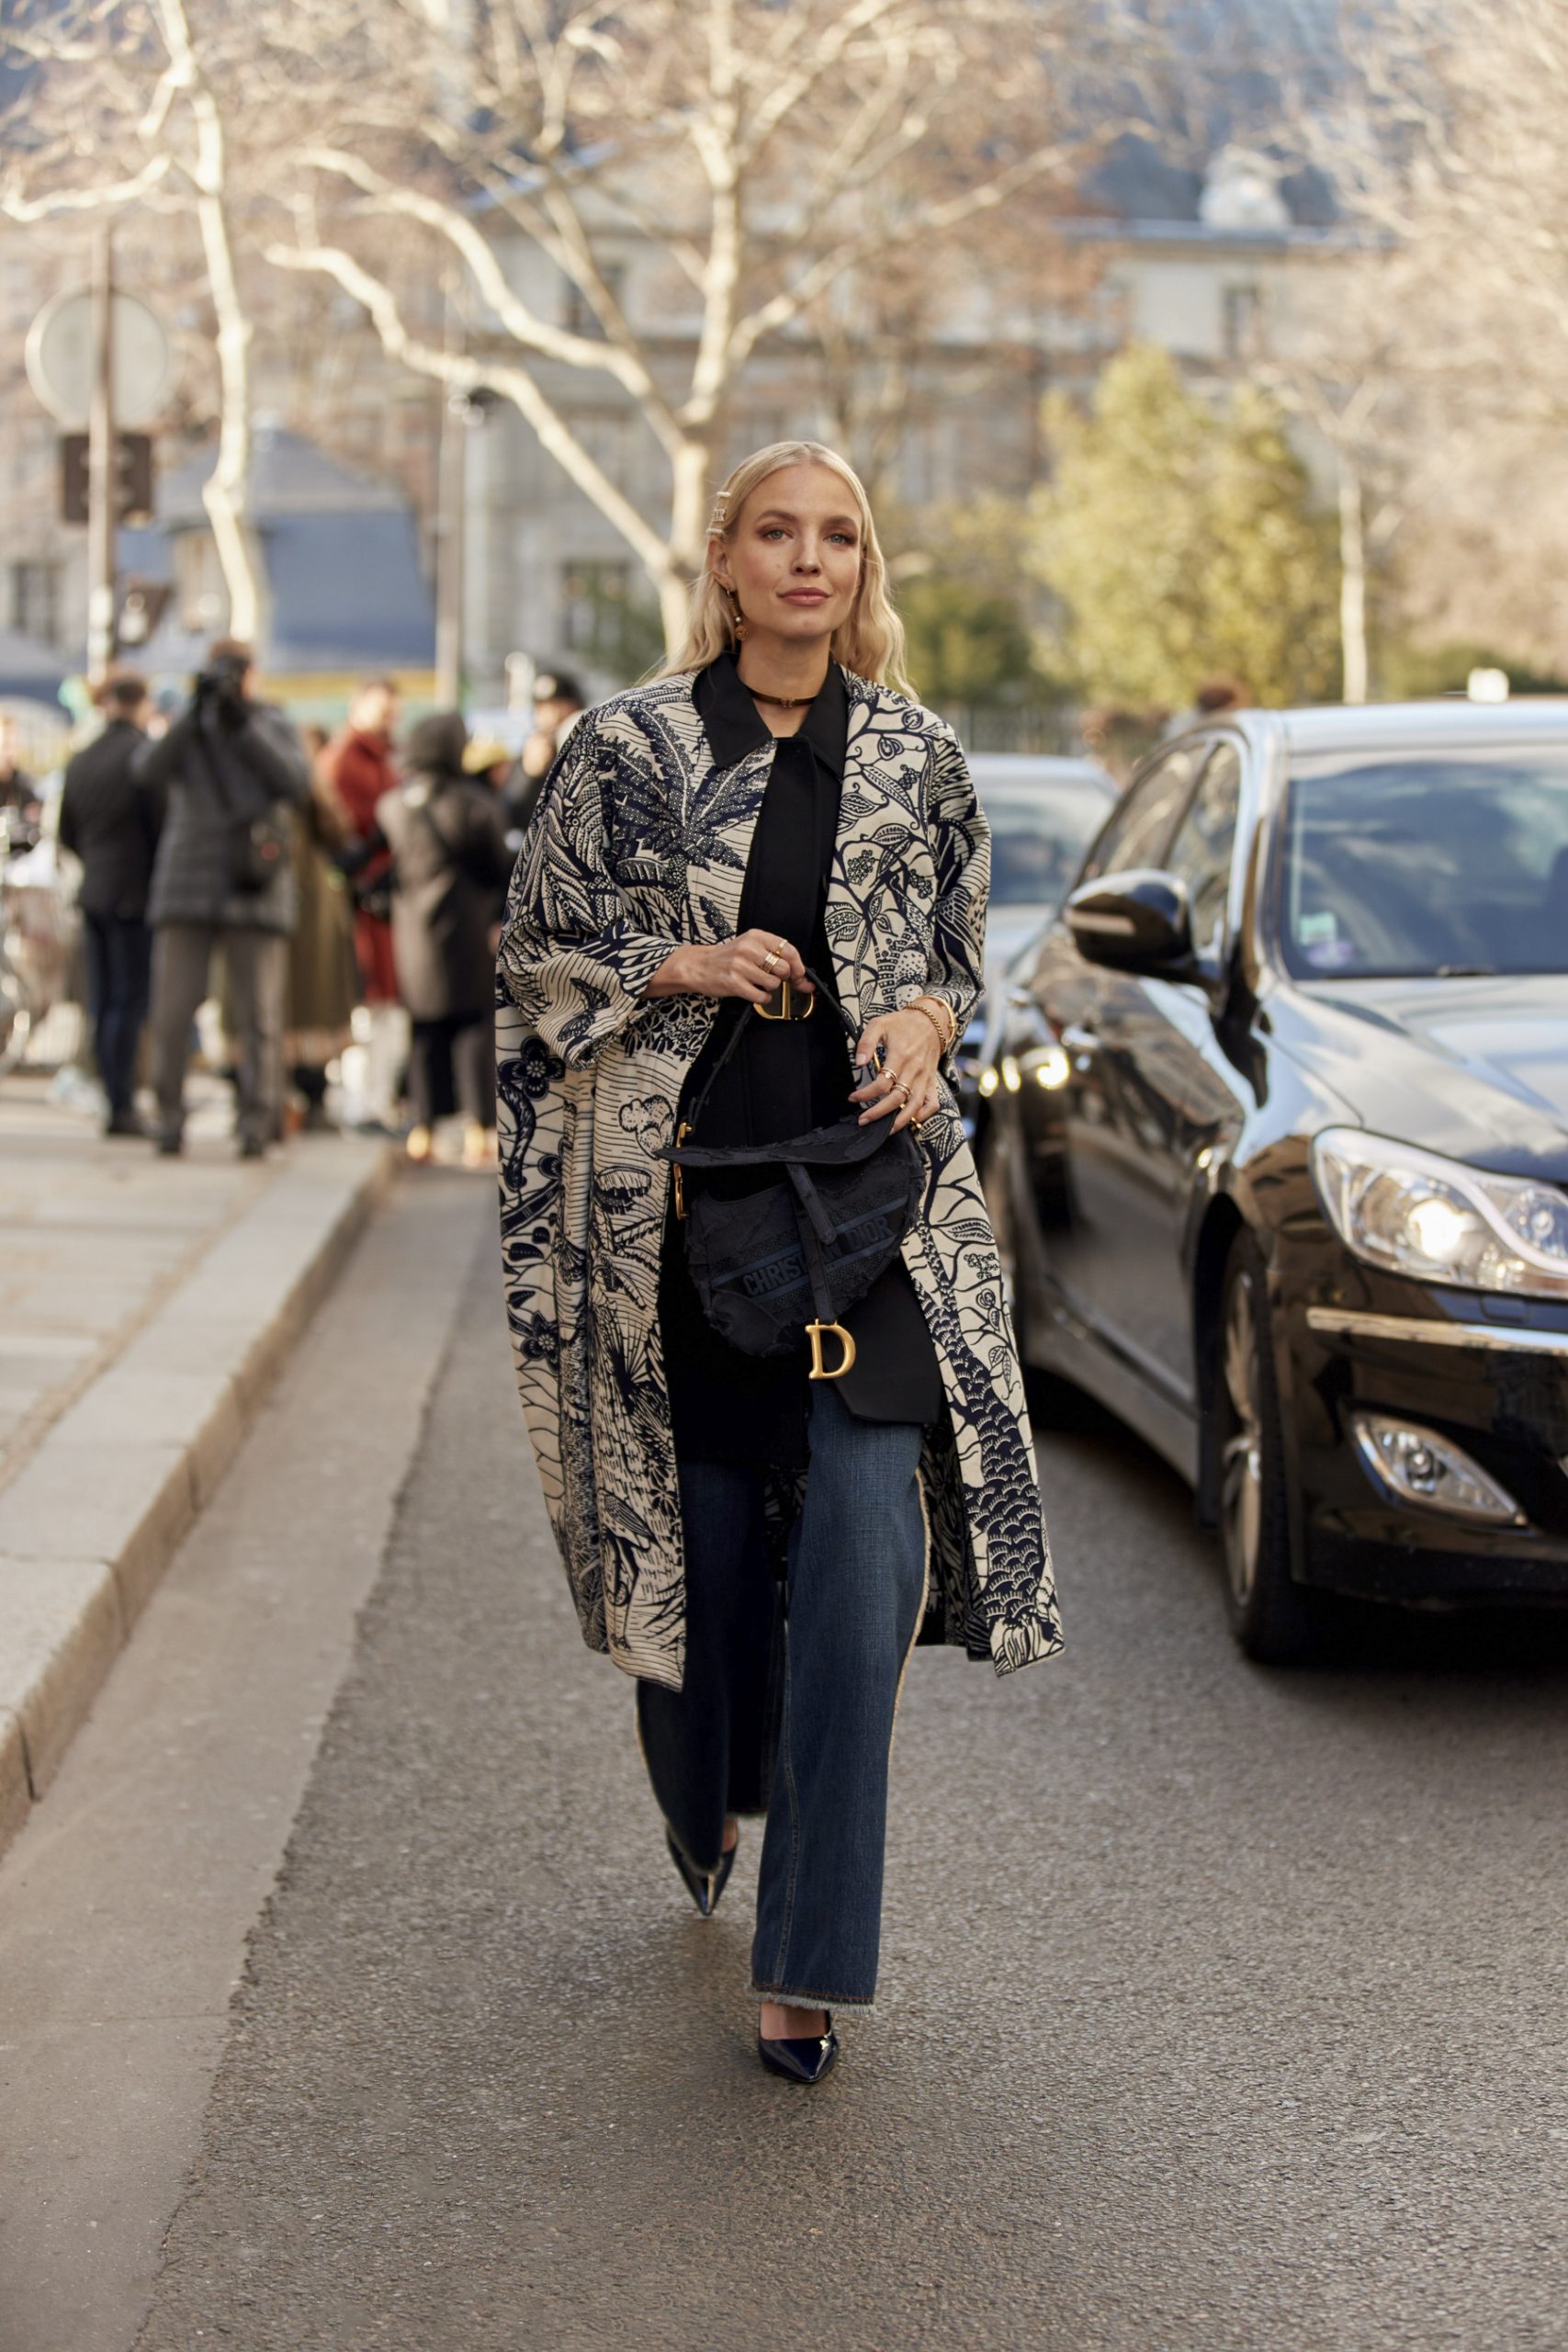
left=1248, top=265, right=1448, bottom=702
left=142, top=0, right=266, bottom=642
left=1275, top=0, right=1568, bottom=681
left=1297, top=0, right=1568, bottom=677
left=1314, top=0, right=1568, bottom=403
left=1, top=0, right=270, bottom=642
left=260, top=0, right=1143, bottom=650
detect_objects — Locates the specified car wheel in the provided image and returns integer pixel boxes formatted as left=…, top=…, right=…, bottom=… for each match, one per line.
left=1216, top=1233, right=1342, bottom=1667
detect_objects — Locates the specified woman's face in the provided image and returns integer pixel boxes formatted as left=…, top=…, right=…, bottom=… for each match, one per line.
left=713, top=463, right=863, bottom=650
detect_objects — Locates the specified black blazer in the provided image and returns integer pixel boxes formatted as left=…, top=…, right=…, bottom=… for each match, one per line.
left=376, top=771, right=513, bottom=1021
left=58, top=720, right=164, bottom=921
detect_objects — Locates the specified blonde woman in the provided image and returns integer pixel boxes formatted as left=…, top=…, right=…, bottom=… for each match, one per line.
left=496, top=442, right=1059, bottom=2085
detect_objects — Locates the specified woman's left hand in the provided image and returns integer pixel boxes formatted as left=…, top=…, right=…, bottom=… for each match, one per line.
left=852, top=1007, right=944, bottom=1131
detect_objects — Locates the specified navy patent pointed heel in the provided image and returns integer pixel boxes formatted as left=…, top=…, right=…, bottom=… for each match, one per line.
left=757, top=2012, right=839, bottom=2086
left=665, top=1826, right=737, bottom=1917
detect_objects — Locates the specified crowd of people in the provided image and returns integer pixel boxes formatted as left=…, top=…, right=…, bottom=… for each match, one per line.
left=49, top=639, right=586, bottom=1161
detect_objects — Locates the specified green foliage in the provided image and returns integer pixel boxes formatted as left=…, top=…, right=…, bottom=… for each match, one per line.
left=894, top=495, right=1066, bottom=709
left=1379, top=639, right=1568, bottom=700
left=900, top=576, right=1043, bottom=705
left=1031, top=345, right=1340, bottom=710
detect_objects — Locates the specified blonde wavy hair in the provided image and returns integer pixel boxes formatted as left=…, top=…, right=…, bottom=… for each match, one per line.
left=658, top=440, right=910, bottom=692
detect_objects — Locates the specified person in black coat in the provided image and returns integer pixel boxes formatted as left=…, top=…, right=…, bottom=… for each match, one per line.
left=58, top=671, right=163, bottom=1136
left=0, top=714, right=41, bottom=846
left=134, top=638, right=310, bottom=1159
left=375, top=711, right=513, bottom=1166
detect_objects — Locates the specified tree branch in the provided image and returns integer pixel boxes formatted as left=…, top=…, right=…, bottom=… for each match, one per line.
left=265, top=231, right=676, bottom=584
left=0, top=153, right=172, bottom=220
left=297, top=143, right=683, bottom=447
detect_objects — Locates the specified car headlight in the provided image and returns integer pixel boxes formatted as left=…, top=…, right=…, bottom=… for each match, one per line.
left=1312, top=1128, right=1568, bottom=1299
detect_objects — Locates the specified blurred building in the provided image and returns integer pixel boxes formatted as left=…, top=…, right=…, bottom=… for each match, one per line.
left=118, top=426, right=435, bottom=715
left=457, top=141, right=1354, bottom=703
left=0, top=0, right=1350, bottom=709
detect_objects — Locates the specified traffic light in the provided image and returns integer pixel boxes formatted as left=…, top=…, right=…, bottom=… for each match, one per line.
left=117, top=432, right=153, bottom=523
left=59, top=432, right=155, bottom=526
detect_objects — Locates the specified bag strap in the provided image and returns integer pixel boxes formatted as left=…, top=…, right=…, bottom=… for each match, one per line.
left=682, top=963, right=862, bottom=1138
left=787, top=1164, right=840, bottom=1326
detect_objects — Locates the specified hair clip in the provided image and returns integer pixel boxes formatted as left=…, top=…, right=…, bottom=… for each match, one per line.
left=708, top=492, right=730, bottom=534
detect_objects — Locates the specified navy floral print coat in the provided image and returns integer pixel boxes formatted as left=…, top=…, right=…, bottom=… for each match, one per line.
left=496, top=667, right=1061, bottom=1693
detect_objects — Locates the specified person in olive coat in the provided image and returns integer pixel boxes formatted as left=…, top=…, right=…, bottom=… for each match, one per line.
left=376, top=711, right=513, bottom=1165
left=58, top=670, right=162, bottom=1136
left=135, top=638, right=310, bottom=1158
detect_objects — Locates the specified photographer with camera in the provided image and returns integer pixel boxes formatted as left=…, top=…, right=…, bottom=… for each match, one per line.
left=135, top=637, right=310, bottom=1158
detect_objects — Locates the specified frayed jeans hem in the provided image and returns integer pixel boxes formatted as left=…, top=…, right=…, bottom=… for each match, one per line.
left=751, top=1984, right=876, bottom=2010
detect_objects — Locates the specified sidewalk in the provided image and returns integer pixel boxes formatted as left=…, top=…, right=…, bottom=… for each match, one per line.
left=0, top=1073, right=398, bottom=1852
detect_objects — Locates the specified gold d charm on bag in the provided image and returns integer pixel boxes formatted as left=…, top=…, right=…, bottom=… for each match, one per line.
left=806, top=1320, right=857, bottom=1380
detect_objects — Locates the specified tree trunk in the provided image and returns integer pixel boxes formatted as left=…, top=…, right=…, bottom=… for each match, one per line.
left=1337, top=448, right=1369, bottom=706
left=662, top=435, right=715, bottom=655
left=153, top=0, right=269, bottom=650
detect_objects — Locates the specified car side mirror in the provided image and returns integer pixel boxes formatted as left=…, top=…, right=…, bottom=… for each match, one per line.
left=1066, top=869, right=1195, bottom=974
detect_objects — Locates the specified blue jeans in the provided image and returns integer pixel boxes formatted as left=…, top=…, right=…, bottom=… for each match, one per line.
left=637, top=1382, right=927, bottom=2008
left=81, top=910, right=152, bottom=1116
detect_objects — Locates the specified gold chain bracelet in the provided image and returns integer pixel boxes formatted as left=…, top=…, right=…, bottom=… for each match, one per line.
left=908, top=995, right=957, bottom=1055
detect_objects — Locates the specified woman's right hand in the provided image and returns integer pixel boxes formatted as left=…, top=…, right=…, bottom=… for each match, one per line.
left=644, top=929, right=810, bottom=1004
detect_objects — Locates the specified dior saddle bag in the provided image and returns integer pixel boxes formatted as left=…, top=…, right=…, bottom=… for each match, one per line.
left=659, top=974, right=924, bottom=1381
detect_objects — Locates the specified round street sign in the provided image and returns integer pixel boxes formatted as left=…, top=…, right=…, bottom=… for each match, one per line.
left=25, top=288, right=173, bottom=429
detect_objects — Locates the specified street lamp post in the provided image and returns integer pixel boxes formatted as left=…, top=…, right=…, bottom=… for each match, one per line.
left=86, top=224, right=118, bottom=680
left=434, top=380, right=466, bottom=709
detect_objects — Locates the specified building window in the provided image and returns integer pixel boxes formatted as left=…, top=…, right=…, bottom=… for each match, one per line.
left=572, top=412, right=631, bottom=490
left=10, top=560, right=61, bottom=644
left=1222, top=282, right=1264, bottom=361
left=564, top=263, right=626, bottom=339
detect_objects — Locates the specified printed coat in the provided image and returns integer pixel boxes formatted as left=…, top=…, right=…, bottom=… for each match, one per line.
left=495, top=667, right=1061, bottom=1694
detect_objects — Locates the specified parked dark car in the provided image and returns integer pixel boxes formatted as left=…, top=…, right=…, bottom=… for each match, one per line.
left=980, top=701, right=1568, bottom=1662
left=953, top=753, right=1117, bottom=1141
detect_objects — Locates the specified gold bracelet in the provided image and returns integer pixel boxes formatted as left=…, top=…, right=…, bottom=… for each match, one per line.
left=908, top=996, right=955, bottom=1055
left=918, top=993, right=958, bottom=1050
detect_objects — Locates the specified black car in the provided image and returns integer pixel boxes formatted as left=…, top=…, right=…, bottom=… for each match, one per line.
left=981, top=701, right=1568, bottom=1662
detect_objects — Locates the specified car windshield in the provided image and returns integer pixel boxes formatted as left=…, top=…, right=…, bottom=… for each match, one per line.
left=981, top=781, right=1111, bottom=908
left=1280, top=750, right=1568, bottom=979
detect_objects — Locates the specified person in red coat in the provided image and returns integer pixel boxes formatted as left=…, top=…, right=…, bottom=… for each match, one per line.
left=325, top=679, right=406, bottom=1131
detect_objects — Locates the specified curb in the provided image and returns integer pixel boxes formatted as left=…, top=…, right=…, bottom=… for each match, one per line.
left=0, top=1136, right=399, bottom=1855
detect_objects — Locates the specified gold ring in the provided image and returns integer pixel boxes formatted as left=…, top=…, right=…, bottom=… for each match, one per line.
left=896, top=1081, right=910, bottom=1103
left=762, top=949, right=781, bottom=972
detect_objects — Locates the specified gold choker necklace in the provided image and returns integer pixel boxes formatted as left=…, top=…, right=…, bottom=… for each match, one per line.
left=743, top=675, right=828, bottom=710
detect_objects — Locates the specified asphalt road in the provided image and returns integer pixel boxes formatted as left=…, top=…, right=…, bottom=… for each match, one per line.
left=124, top=1203, right=1568, bottom=2351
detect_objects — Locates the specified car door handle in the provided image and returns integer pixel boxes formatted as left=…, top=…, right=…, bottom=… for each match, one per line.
left=1060, top=1023, right=1100, bottom=1056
